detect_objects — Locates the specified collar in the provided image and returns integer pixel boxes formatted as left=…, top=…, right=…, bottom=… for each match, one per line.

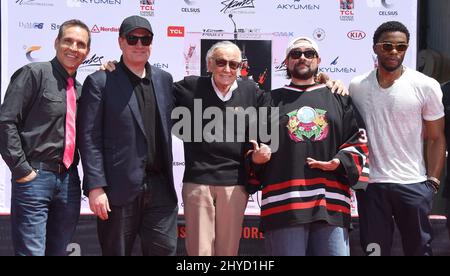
left=211, top=77, right=238, bottom=102
left=284, top=83, right=327, bottom=93
left=120, top=57, right=152, bottom=82
left=51, top=57, right=74, bottom=81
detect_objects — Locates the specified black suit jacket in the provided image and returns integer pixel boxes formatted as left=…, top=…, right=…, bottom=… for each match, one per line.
left=78, top=63, right=176, bottom=206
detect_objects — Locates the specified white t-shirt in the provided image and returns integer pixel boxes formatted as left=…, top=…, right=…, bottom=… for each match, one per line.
left=349, top=67, right=444, bottom=184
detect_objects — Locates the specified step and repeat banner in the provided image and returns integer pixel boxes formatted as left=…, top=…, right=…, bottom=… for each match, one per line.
left=0, top=0, right=418, bottom=214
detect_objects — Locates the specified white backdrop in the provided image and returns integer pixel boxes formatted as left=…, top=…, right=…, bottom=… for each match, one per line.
left=0, top=0, right=418, bottom=214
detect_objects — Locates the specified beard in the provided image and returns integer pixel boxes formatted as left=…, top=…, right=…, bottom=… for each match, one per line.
left=379, top=56, right=405, bottom=72
left=290, top=63, right=318, bottom=80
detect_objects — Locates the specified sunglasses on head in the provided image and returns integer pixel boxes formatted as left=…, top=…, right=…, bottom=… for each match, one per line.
left=214, top=59, right=241, bottom=70
left=126, top=35, right=153, bottom=46
left=376, top=42, right=409, bottom=52
left=289, top=50, right=318, bottom=59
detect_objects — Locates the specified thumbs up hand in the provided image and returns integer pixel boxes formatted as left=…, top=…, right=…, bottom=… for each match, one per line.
left=250, top=140, right=271, bottom=165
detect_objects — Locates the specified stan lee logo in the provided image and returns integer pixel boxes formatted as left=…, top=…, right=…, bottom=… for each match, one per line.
left=220, top=0, right=255, bottom=13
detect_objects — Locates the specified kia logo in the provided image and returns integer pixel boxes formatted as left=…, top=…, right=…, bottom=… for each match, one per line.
left=347, top=30, right=366, bottom=40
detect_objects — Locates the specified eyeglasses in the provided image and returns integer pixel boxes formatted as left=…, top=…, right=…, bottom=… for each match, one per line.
left=214, top=59, right=241, bottom=70
left=376, top=42, right=409, bottom=52
left=126, top=35, right=153, bottom=46
left=289, top=50, right=318, bottom=59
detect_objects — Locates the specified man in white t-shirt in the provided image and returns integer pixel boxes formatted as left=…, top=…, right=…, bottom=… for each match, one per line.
left=349, top=21, right=446, bottom=256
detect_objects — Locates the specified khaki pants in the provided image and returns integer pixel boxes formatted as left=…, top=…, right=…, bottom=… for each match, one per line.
left=182, top=183, right=249, bottom=256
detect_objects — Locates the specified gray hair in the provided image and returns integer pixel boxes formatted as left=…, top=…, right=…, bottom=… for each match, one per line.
left=206, top=41, right=242, bottom=72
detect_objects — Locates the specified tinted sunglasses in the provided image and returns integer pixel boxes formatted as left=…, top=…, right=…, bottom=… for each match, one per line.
left=376, top=42, right=409, bottom=52
left=126, top=35, right=153, bottom=46
left=215, top=59, right=241, bottom=70
left=289, top=50, right=318, bottom=59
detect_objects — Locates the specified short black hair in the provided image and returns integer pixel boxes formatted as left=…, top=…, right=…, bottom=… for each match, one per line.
left=373, top=21, right=410, bottom=45
left=57, top=19, right=91, bottom=49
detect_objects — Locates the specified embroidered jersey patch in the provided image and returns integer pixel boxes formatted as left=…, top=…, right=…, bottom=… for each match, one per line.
left=286, top=107, right=329, bottom=142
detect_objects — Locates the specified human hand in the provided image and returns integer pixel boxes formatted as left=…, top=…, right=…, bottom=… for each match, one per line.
left=250, top=140, right=271, bottom=165
left=306, top=158, right=341, bottom=171
left=89, top=187, right=111, bottom=221
left=326, top=79, right=349, bottom=96
left=16, top=170, right=37, bottom=183
left=99, top=60, right=117, bottom=72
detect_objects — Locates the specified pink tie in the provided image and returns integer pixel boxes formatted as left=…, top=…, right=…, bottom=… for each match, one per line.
left=63, top=77, right=76, bottom=169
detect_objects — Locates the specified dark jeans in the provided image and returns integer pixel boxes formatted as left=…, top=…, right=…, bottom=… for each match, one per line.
left=97, top=175, right=178, bottom=256
left=356, top=181, right=434, bottom=256
left=10, top=167, right=81, bottom=256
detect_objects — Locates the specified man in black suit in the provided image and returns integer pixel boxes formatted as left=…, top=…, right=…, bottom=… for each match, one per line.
left=78, top=15, right=178, bottom=256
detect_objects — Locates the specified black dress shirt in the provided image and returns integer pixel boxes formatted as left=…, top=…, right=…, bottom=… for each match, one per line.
left=0, top=58, right=81, bottom=180
left=120, top=61, right=163, bottom=174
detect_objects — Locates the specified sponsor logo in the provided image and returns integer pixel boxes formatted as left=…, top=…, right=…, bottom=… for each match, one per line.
left=78, top=54, right=105, bottom=74
left=367, top=0, right=393, bottom=8
left=19, top=22, right=44, bottom=30
left=184, top=44, right=199, bottom=75
left=153, top=63, right=169, bottom=70
left=237, top=28, right=262, bottom=39
left=367, top=0, right=398, bottom=16
left=15, top=0, right=54, bottom=7
left=313, top=28, right=326, bottom=41
left=67, top=0, right=122, bottom=8
left=202, top=29, right=225, bottom=37
left=91, top=25, right=119, bottom=33
left=339, top=0, right=355, bottom=21
left=140, top=0, right=155, bottom=17
left=168, top=26, right=185, bottom=37
left=276, top=0, right=320, bottom=11
left=25, top=45, right=42, bottom=62
left=272, top=32, right=294, bottom=37
left=220, top=0, right=256, bottom=14
left=80, top=54, right=104, bottom=68
left=51, top=23, right=61, bottom=31
left=182, top=0, right=200, bottom=13
left=319, top=56, right=357, bottom=74
left=347, top=30, right=366, bottom=40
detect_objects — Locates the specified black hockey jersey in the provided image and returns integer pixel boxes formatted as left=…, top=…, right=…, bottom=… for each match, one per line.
left=247, top=84, right=368, bottom=231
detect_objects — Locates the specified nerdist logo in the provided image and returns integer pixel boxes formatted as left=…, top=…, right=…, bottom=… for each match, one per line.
left=276, top=0, right=320, bottom=12
left=140, top=0, right=155, bottom=17
left=91, top=24, right=119, bottom=33
left=220, top=0, right=256, bottom=14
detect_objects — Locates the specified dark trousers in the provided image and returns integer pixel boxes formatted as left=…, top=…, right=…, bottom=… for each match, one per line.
left=97, top=175, right=178, bottom=256
left=356, top=182, right=434, bottom=256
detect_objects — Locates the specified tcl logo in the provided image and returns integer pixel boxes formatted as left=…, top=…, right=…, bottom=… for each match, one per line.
left=168, top=26, right=185, bottom=37
left=347, top=30, right=366, bottom=40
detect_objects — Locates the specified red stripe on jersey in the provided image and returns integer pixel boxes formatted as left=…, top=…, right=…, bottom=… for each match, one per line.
left=261, top=199, right=350, bottom=217
left=262, top=178, right=349, bottom=196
